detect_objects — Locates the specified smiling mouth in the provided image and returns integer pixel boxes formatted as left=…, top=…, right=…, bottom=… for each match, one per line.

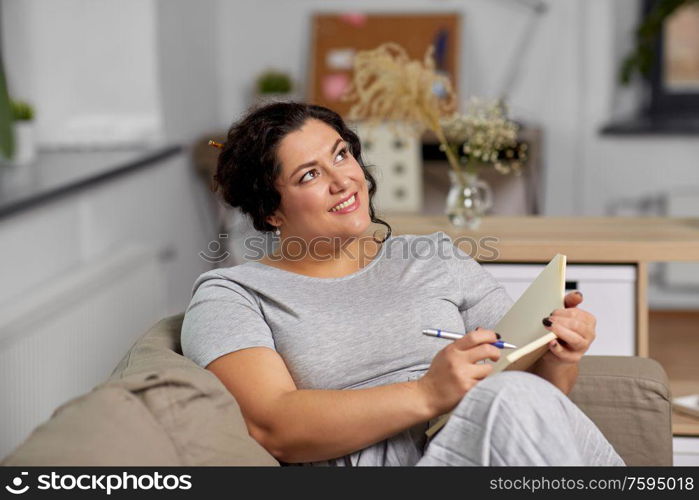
left=329, top=192, right=358, bottom=212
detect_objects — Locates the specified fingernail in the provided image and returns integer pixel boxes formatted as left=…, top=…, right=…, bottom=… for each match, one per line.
left=495, top=332, right=501, bottom=339
left=476, top=326, right=481, bottom=330
left=542, top=317, right=552, bottom=327
left=575, top=291, right=583, bottom=298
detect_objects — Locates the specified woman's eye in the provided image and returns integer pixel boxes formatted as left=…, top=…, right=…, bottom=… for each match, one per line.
left=299, top=147, right=348, bottom=183
left=300, top=168, right=319, bottom=183
left=335, top=147, right=348, bottom=162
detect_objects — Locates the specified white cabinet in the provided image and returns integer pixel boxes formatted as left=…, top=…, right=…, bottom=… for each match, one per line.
left=674, top=437, right=699, bottom=466
left=354, top=121, right=423, bottom=213
left=481, top=263, right=637, bottom=356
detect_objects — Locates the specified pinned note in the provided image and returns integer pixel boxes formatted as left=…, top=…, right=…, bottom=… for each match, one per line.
left=326, top=48, right=356, bottom=70
left=322, top=73, right=350, bottom=101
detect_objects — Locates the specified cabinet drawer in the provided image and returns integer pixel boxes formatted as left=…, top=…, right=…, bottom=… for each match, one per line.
left=481, top=263, right=636, bottom=356
left=355, top=122, right=423, bottom=213
left=674, top=437, right=699, bottom=466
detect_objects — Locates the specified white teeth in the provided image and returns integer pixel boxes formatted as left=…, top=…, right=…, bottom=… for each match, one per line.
left=330, top=194, right=356, bottom=212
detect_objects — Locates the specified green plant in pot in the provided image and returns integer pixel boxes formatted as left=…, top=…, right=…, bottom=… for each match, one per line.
left=255, top=70, right=295, bottom=104
left=9, top=99, right=37, bottom=166
left=12, top=100, right=34, bottom=122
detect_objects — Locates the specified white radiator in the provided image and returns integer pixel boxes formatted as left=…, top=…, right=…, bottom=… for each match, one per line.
left=0, top=246, right=166, bottom=459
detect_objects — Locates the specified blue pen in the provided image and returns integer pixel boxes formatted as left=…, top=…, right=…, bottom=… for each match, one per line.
left=422, top=328, right=517, bottom=349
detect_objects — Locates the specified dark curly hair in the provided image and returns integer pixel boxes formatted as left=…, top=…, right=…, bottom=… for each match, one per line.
left=213, top=101, right=391, bottom=242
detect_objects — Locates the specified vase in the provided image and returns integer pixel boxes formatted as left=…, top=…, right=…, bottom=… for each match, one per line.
left=444, top=170, right=493, bottom=229
left=12, top=121, right=37, bottom=166
left=253, top=92, right=300, bottom=107
left=0, top=122, right=37, bottom=192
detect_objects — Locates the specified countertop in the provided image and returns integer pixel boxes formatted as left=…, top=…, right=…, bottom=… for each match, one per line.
left=384, top=214, right=699, bottom=262
left=0, top=145, right=182, bottom=218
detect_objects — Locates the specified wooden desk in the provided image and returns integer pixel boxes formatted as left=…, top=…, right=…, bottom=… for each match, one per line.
left=384, top=215, right=699, bottom=263
left=385, top=215, right=699, bottom=354
left=385, top=215, right=699, bottom=437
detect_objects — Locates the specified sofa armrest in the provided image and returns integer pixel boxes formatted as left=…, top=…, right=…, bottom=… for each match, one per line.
left=569, top=355, right=672, bottom=466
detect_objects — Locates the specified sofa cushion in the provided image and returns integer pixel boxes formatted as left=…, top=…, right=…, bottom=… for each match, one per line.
left=571, top=355, right=672, bottom=466
left=106, top=313, right=279, bottom=466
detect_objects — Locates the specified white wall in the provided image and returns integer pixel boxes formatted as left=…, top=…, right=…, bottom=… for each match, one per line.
left=2, top=0, right=163, bottom=144
left=1, top=0, right=220, bottom=146
left=155, top=0, right=220, bottom=144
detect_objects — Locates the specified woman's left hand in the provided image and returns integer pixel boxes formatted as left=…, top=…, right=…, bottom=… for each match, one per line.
left=541, top=291, right=596, bottom=365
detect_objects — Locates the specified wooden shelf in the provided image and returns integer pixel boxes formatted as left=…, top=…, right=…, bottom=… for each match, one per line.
left=674, top=411, right=699, bottom=436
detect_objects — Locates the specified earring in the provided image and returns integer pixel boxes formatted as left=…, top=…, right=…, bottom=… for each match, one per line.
left=274, top=227, right=280, bottom=236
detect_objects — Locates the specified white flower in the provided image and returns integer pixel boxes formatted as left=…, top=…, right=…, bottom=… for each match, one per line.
left=440, top=97, right=525, bottom=174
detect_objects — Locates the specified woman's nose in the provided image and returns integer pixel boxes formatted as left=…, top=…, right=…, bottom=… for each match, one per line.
left=328, top=170, right=351, bottom=191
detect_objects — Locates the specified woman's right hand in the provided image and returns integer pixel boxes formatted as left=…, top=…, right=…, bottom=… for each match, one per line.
left=416, top=328, right=501, bottom=416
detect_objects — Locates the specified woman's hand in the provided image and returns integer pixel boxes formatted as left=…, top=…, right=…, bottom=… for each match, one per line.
left=417, top=328, right=501, bottom=415
left=541, top=291, right=596, bottom=365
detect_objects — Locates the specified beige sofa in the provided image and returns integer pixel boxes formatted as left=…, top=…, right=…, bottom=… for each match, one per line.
left=1, top=313, right=674, bottom=466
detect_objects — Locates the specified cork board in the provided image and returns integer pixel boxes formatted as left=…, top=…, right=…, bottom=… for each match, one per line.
left=308, top=13, right=461, bottom=117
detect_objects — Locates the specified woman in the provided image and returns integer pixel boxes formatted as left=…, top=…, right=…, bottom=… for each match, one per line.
left=181, top=102, right=624, bottom=466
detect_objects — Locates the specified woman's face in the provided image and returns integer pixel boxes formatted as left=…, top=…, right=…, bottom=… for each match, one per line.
left=268, top=118, right=372, bottom=242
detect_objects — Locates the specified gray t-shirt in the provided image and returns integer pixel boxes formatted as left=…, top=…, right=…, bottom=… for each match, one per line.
left=180, top=231, right=514, bottom=465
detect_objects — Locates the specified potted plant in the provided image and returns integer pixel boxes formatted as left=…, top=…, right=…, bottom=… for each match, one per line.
left=10, top=99, right=36, bottom=166
left=254, top=69, right=296, bottom=104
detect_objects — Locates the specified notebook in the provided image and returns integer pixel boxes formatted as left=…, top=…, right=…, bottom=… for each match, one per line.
left=425, top=253, right=567, bottom=438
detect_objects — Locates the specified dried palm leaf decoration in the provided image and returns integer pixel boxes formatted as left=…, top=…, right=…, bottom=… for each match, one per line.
left=343, top=42, right=466, bottom=185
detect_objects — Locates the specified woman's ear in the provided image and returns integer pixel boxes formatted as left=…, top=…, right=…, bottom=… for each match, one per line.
left=266, top=213, right=281, bottom=228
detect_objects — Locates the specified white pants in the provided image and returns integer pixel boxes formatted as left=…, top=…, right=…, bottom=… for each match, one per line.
left=415, top=371, right=625, bottom=466
left=303, top=371, right=626, bottom=466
